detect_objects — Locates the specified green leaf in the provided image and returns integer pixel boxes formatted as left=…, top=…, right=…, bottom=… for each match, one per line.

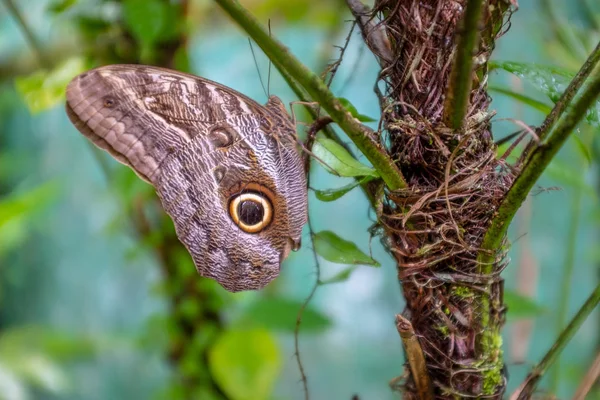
left=488, top=85, right=552, bottom=114
left=122, top=0, right=180, bottom=61
left=15, top=57, right=86, bottom=113
left=209, top=329, right=280, bottom=400
left=490, top=61, right=573, bottom=103
left=242, top=297, right=331, bottom=333
left=490, top=60, right=600, bottom=128
left=123, top=0, right=164, bottom=44
left=313, top=137, right=379, bottom=177
left=504, top=290, right=546, bottom=321
left=338, top=97, right=377, bottom=122
left=75, top=15, right=112, bottom=39
left=0, top=183, right=60, bottom=228
left=314, top=176, right=373, bottom=202
left=319, top=266, right=357, bottom=285
left=173, top=46, right=191, bottom=73
left=0, top=182, right=60, bottom=256
left=47, top=0, right=77, bottom=14
left=0, top=326, right=100, bottom=395
left=13, top=354, right=67, bottom=394
left=313, top=231, right=380, bottom=266
left=0, top=326, right=97, bottom=363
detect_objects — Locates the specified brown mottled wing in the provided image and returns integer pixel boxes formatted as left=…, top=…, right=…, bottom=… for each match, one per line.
left=65, top=64, right=270, bottom=182
left=65, top=64, right=308, bottom=292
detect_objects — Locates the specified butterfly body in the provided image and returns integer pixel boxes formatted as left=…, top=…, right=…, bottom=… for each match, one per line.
left=66, top=65, right=307, bottom=292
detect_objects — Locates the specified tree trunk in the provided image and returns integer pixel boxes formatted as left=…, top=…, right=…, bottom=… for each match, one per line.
left=364, top=1, right=515, bottom=398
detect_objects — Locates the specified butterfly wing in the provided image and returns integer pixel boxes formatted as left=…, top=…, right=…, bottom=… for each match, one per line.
left=66, top=64, right=270, bottom=182
left=65, top=65, right=307, bottom=291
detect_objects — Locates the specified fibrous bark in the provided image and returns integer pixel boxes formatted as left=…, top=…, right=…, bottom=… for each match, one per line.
left=354, top=1, right=516, bottom=397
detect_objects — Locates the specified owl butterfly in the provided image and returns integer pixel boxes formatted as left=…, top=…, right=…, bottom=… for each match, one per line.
left=65, top=65, right=308, bottom=292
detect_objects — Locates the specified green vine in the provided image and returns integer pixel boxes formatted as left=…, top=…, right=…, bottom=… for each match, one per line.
left=213, top=0, right=407, bottom=190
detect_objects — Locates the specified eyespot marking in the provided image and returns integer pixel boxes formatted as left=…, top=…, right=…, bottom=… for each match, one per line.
left=213, top=165, right=227, bottom=184
left=228, top=192, right=273, bottom=233
left=208, top=124, right=237, bottom=149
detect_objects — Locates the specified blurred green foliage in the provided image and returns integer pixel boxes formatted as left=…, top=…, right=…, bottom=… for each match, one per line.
left=209, top=328, right=280, bottom=400
left=0, top=182, right=59, bottom=257
left=490, top=60, right=600, bottom=128
left=121, top=0, right=182, bottom=62
left=15, top=58, right=87, bottom=114
left=504, top=291, right=546, bottom=321
left=0, top=0, right=599, bottom=399
left=240, top=297, right=330, bottom=333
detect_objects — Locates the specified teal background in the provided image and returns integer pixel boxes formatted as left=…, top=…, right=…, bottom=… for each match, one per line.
left=0, top=1, right=599, bottom=399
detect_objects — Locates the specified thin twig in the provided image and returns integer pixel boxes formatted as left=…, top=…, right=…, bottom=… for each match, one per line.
left=294, top=173, right=322, bottom=400
left=273, top=45, right=362, bottom=171
left=510, top=282, right=600, bottom=400
left=314, top=0, right=350, bottom=79
left=293, top=109, right=338, bottom=400
left=519, top=39, right=600, bottom=166
left=268, top=30, right=376, bottom=205
left=442, top=0, right=485, bottom=130
left=339, top=42, right=366, bottom=96
left=346, top=0, right=392, bottom=65
left=537, top=40, right=600, bottom=140
left=214, top=0, right=407, bottom=190
left=324, top=21, right=356, bottom=88
left=479, top=60, right=600, bottom=264
left=303, top=117, right=334, bottom=173
left=572, top=350, right=600, bottom=400
left=252, top=14, right=379, bottom=213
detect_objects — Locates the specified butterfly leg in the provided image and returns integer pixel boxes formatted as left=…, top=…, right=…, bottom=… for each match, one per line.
left=288, top=100, right=320, bottom=127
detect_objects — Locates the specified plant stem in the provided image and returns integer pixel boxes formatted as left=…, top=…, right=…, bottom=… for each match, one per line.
left=572, top=350, right=600, bottom=400
left=346, top=0, right=392, bottom=64
left=479, top=62, right=600, bottom=264
left=512, top=282, right=600, bottom=400
left=395, top=315, right=434, bottom=400
left=294, top=184, right=321, bottom=400
left=274, top=27, right=379, bottom=207
left=1, top=0, right=52, bottom=69
left=442, top=0, right=485, bottom=130
left=275, top=50, right=346, bottom=147
left=213, top=0, right=407, bottom=190
left=550, top=186, right=581, bottom=392
left=538, top=40, right=600, bottom=140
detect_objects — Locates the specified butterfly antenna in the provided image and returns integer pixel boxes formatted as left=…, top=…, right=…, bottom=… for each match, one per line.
left=267, top=20, right=273, bottom=97
left=248, top=38, right=268, bottom=99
